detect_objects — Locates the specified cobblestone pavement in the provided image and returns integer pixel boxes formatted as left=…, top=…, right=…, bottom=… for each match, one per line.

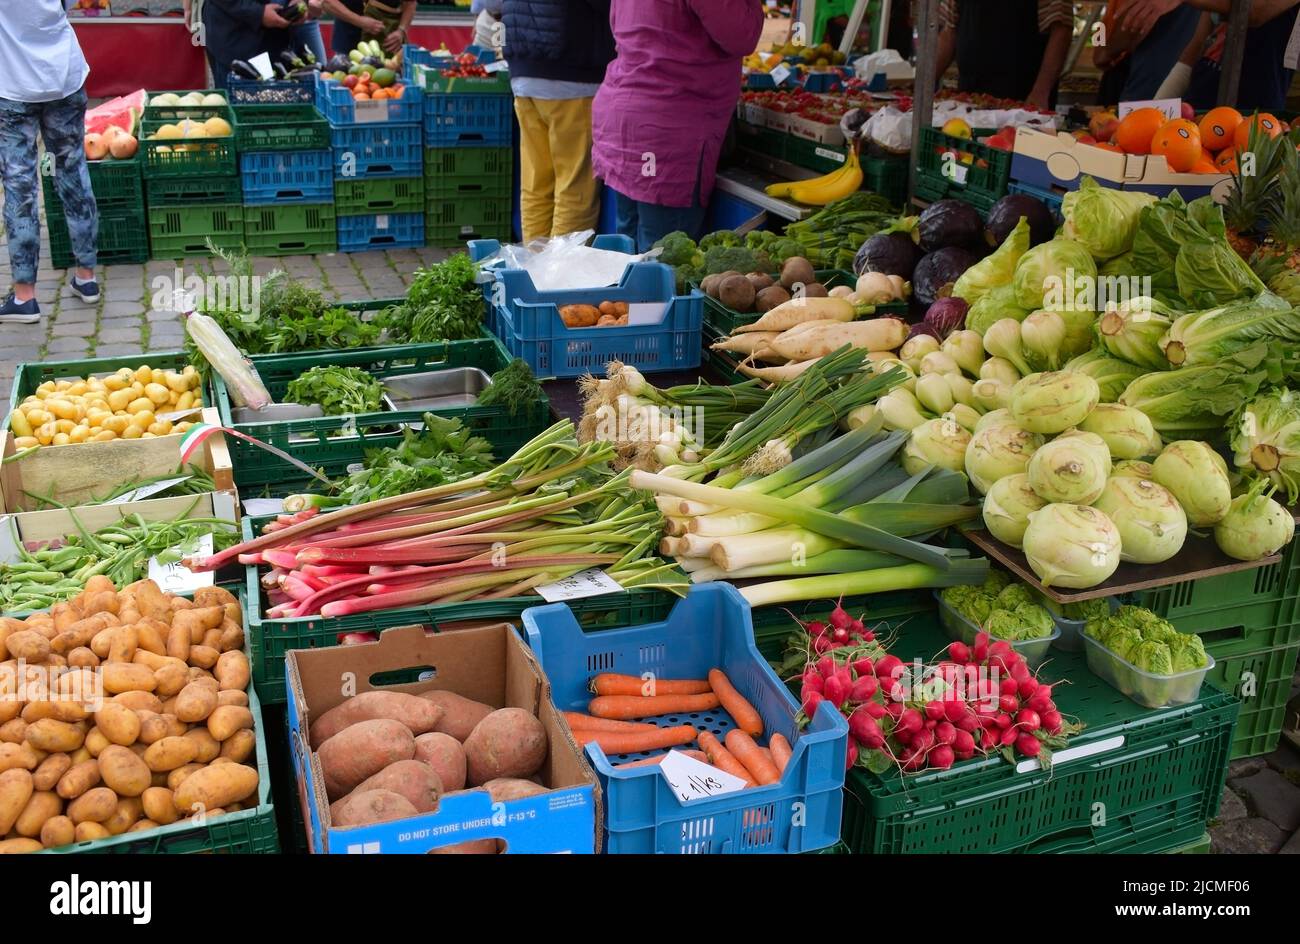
left=0, top=217, right=451, bottom=413
left=1210, top=684, right=1300, bottom=854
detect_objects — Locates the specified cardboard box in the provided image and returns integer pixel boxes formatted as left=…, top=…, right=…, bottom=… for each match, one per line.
left=0, top=406, right=234, bottom=513
left=785, top=112, right=845, bottom=147
left=287, top=623, right=601, bottom=854
left=1010, top=128, right=1234, bottom=200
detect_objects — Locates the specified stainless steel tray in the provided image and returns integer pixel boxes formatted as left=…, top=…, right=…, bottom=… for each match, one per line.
left=230, top=403, right=325, bottom=424
left=381, top=367, right=492, bottom=413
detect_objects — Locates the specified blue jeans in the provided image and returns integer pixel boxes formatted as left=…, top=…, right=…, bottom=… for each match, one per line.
left=0, top=88, right=97, bottom=282
left=612, top=188, right=706, bottom=253
left=292, top=22, right=327, bottom=64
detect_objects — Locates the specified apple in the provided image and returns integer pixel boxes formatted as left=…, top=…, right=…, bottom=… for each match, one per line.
left=343, top=74, right=358, bottom=89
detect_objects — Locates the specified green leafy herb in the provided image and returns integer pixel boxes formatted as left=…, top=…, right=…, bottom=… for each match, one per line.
left=476, top=358, right=544, bottom=416
left=377, top=254, right=484, bottom=343
left=285, top=366, right=384, bottom=415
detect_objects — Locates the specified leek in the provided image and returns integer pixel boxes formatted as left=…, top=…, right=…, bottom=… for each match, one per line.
left=738, top=559, right=989, bottom=608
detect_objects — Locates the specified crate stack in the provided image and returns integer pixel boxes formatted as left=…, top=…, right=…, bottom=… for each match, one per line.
left=140, top=91, right=243, bottom=259
left=42, top=149, right=147, bottom=270
left=407, top=45, right=514, bottom=246
left=235, top=102, right=337, bottom=255
left=318, top=74, right=425, bottom=252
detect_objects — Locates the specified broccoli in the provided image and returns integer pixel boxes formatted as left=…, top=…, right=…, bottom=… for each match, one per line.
left=703, top=245, right=769, bottom=276
left=744, top=230, right=775, bottom=251
left=699, top=230, right=742, bottom=251
left=653, top=231, right=704, bottom=270
left=769, top=238, right=805, bottom=266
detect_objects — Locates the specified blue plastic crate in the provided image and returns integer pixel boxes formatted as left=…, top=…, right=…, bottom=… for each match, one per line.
left=228, top=74, right=316, bottom=105
left=468, top=233, right=635, bottom=305
left=485, top=257, right=703, bottom=377
left=423, top=93, right=513, bottom=148
left=1007, top=180, right=1064, bottom=221
left=240, top=150, right=334, bottom=204
left=330, top=123, right=423, bottom=178
left=523, top=584, right=849, bottom=854
left=337, top=211, right=424, bottom=252
left=316, top=79, right=423, bottom=126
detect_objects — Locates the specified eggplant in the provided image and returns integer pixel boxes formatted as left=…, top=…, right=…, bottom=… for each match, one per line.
left=917, top=199, right=983, bottom=252
left=912, top=247, right=978, bottom=308
left=273, top=62, right=290, bottom=79
left=362, top=56, right=384, bottom=69
left=325, top=53, right=350, bottom=72
left=230, top=60, right=262, bottom=80
left=280, top=49, right=305, bottom=70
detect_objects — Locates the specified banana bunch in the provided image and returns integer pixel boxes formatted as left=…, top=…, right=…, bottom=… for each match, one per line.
left=765, top=148, right=862, bottom=205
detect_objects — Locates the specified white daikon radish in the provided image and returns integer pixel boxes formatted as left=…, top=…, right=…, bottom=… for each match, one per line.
left=732, top=296, right=863, bottom=333
left=764, top=318, right=909, bottom=361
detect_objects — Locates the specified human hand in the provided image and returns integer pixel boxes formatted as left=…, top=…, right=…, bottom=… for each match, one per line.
left=306, top=0, right=323, bottom=20
left=1025, top=86, right=1051, bottom=111
left=360, top=15, right=386, bottom=35
left=382, top=29, right=405, bottom=54
left=1119, top=0, right=1183, bottom=36
left=263, top=4, right=291, bottom=28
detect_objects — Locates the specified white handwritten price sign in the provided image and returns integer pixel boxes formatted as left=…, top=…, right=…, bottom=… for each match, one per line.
left=147, top=533, right=214, bottom=595
left=659, top=750, right=748, bottom=802
left=536, top=568, right=623, bottom=603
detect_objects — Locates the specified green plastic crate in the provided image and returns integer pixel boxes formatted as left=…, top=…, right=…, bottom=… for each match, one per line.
left=751, top=588, right=937, bottom=662
left=914, top=126, right=1011, bottom=210
left=47, top=203, right=148, bottom=270
left=211, top=337, right=551, bottom=488
left=233, top=103, right=330, bottom=151
left=1164, top=831, right=1212, bottom=853
left=1128, top=540, right=1300, bottom=650
left=148, top=203, right=244, bottom=258
left=243, top=202, right=337, bottom=256
left=423, top=145, right=512, bottom=180
left=42, top=153, right=143, bottom=211
left=699, top=268, right=853, bottom=337
left=702, top=331, right=749, bottom=387
left=140, top=118, right=238, bottom=178
left=840, top=610, right=1239, bottom=854
left=146, top=175, right=243, bottom=206
left=334, top=176, right=425, bottom=215
left=424, top=194, right=512, bottom=247
left=143, top=89, right=232, bottom=124
left=1202, top=641, right=1299, bottom=759
left=10, top=350, right=190, bottom=406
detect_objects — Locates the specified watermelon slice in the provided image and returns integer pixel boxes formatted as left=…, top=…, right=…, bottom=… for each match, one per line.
left=85, top=89, right=146, bottom=137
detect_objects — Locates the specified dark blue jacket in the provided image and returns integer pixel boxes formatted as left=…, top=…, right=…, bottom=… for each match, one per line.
left=202, top=0, right=291, bottom=86
left=503, top=0, right=614, bottom=86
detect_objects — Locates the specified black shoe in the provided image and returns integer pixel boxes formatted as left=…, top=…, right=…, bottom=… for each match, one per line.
left=0, top=294, right=40, bottom=324
left=71, top=275, right=100, bottom=303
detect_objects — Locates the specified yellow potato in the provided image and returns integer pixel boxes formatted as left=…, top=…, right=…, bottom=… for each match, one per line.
left=68, top=425, right=91, bottom=443
left=219, top=728, right=255, bottom=764
left=102, top=414, right=130, bottom=434
left=15, top=790, right=61, bottom=838
left=9, top=410, right=33, bottom=437
left=173, top=763, right=257, bottom=815
left=0, top=837, right=43, bottom=853
left=13, top=435, right=38, bottom=449
left=133, top=366, right=153, bottom=384
left=132, top=409, right=156, bottom=429
left=56, top=759, right=101, bottom=799
left=103, top=374, right=128, bottom=391
left=166, top=763, right=203, bottom=792
left=67, top=786, right=119, bottom=825
left=54, top=418, right=75, bottom=434
left=141, top=786, right=178, bottom=825
left=147, top=420, right=173, bottom=437
left=182, top=729, right=221, bottom=764
left=97, top=745, right=151, bottom=797
left=105, top=796, right=144, bottom=835
left=41, top=815, right=75, bottom=848
left=34, top=422, right=55, bottom=445
left=106, top=388, right=134, bottom=412
left=32, top=753, right=72, bottom=791
left=51, top=432, right=70, bottom=446
left=94, top=702, right=141, bottom=746
left=25, top=719, right=85, bottom=753
left=0, top=769, right=35, bottom=834
left=142, top=736, right=197, bottom=773
left=102, top=663, right=157, bottom=694
left=206, top=705, right=252, bottom=741
left=214, top=650, right=250, bottom=692
left=121, top=424, right=144, bottom=440
left=84, top=727, right=109, bottom=757
left=73, top=821, right=109, bottom=841
left=91, top=430, right=117, bottom=442
left=174, top=390, right=195, bottom=412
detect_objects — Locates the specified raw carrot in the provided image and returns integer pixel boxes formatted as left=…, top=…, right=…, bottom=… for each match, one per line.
left=614, top=749, right=709, bottom=769
left=562, top=712, right=659, bottom=734
left=708, top=668, right=763, bottom=736
left=577, top=725, right=698, bottom=755
left=591, top=672, right=712, bottom=697
left=587, top=692, right=721, bottom=720
left=769, top=733, right=793, bottom=774
left=725, top=729, right=780, bottom=785
left=697, top=731, right=755, bottom=786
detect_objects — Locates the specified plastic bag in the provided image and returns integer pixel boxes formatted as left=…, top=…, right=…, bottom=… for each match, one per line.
left=475, top=230, right=653, bottom=291
left=185, top=311, right=271, bottom=410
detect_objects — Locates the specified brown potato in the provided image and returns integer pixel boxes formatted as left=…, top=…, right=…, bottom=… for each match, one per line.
left=0, top=768, right=34, bottom=833
left=81, top=590, right=119, bottom=617
left=103, top=796, right=142, bottom=835
left=194, top=586, right=238, bottom=608
left=32, top=752, right=72, bottom=791
left=330, top=788, right=417, bottom=827
left=207, top=705, right=253, bottom=741
left=67, top=786, right=117, bottom=824
left=153, top=660, right=189, bottom=698
left=97, top=745, right=151, bottom=797
left=0, top=742, right=40, bottom=774
left=25, top=718, right=85, bottom=753
left=0, top=718, right=26, bottom=744
left=5, top=631, right=50, bottom=663
left=53, top=611, right=117, bottom=654
left=107, top=624, right=137, bottom=663
left=188, top=645, right=219, bottom=669
left=14, top=790, right=61, bottom=837
left=136, top=713, right=169, bottom=745
left=102, top=663, right=156, bottom=694
left=131, top=649, right=174, bottom=672
left=141, top=786, right=178, bottom=825
left=114, top=691, right=163, bottom=714
left=69, top=747, right=91, bottom=765
left=218, top=728, right=255, bottom=764
left=67, top=647, right=99, bottom=668
left=84, top=726, right=109, bottom=757
left=127, top=818, right=159, bottom=832
left=218, top=621, right=244, bottom=653
left=40, top=815, right=75, bottom=849
left=214, top=650, right=250, bottom=692
left=174, top=681, right=218, bottom=723
left=166, top=763, right=203, bottom=792
left=56, top=759, right=101, bottom=799
left=173, top=763, right=258, bottom=815
left=135, top=620, right=168, bottom=656
left=94, top=702, right=140, bottom=746
left=462, top=708, right=547, bottom=786
left=21, top=699, right=87, bottom=724
left=216, top=690, right=248, bottom=708
left=200, top=628, right=223, bottom=650
left=165, top=621, right=190, bottom=663
left=52, top=602, right=81, bottom=634
left=182, top=728, right=220, bottom=763
left=143, top=736, right=197, bottom=773
left=90, top=627, right=115, bottom=659
left=73, top=821, right=109, bottom=841
left=0, top=837, right=43, bottom=853
left=161, top=714, right=187, bottom=738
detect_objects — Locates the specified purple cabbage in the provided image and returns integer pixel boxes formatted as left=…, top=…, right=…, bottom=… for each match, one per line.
left=923, top=297, right=970, bottom=339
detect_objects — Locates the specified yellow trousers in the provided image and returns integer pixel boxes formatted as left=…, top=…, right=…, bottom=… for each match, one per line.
left=513, top=96, right=600, bottom=242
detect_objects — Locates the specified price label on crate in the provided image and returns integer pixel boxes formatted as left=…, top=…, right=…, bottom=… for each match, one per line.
left=374, top=214, right=390, bottom=230
left=103, top=476, right=192, bottom=505
left=1118, top=98, right=1181, bottom=120
left=659, top=750, right=748, bottom=803
left=769, top=64, right=793, bottom=86
left=353, top=99, right=390, bottom=124
left=484, top=60, right=508, bottom=74
left=0, top=515, right=22, bottom=565
left=148, top=533, right=214, bottom=595
left=536, top=568, right=623, bottom=603
left=156, top=406, right=203, bottom=424
left=242, top=498, right=284, bottom=516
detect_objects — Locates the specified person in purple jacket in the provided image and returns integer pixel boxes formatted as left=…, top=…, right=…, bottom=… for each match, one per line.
left=591, top=0, right=764, bottom=251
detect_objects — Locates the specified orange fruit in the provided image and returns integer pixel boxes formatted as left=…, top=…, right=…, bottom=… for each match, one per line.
left=372, top=88, right=389, bottom=100
left=1198, top=106, right=1242, bottom=151
left=1214, top=149, right=1238, bottom=173
left=1151, top=119, right=1201, bottom=172
left=1115, top=107, right=1166, bottom=154
left=1234, top=112, right=1282, bottom=150
left=1190, top=158, right=1219, bottom=174
left=1201, top=147, right=1215, bottom=164
left=354, top=91, right=370, bottom=101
